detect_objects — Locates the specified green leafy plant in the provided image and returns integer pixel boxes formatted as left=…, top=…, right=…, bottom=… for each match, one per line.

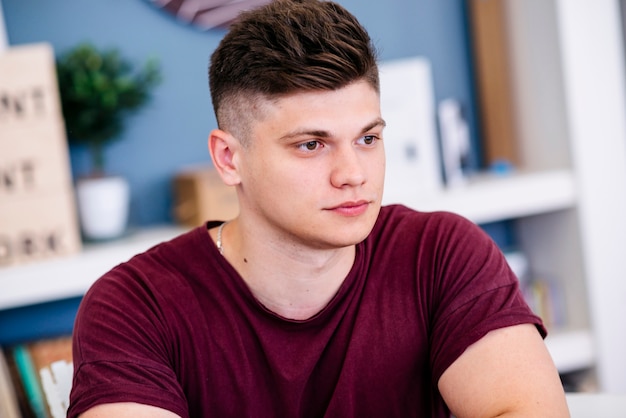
left=56, top=43, right=162, bottom=176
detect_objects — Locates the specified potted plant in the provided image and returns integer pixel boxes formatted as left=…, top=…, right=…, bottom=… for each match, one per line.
left=56, top=43, right=161, bottom=240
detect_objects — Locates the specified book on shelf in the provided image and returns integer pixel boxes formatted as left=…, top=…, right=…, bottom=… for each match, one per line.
left=3, top=335, right=73, bottom=418
left=0, top=349, right=21, bottom=418
left=522, top=277, right=567, bottom=330
left=467, top=0, right=520, bottom=168
left=505, top=250, right=567, bottom=330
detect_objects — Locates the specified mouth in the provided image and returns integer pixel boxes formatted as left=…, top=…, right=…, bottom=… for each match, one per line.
left=327, top=200, right=370, bottom=216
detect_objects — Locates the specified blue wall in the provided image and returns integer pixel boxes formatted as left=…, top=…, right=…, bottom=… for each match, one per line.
left=3, top=0, right=480, bottom=227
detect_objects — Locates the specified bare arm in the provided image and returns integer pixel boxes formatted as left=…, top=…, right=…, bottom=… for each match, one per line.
left=79, top=402, right=182, bottom=418
left=438, top=323, right=570, bottom=417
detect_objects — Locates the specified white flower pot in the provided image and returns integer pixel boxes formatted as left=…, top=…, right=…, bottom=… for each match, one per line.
left=76, top=176, right=130, bottom=241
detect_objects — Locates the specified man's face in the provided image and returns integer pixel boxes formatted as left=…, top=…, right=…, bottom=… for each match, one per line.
left=235, top=80, right=386, bottom=250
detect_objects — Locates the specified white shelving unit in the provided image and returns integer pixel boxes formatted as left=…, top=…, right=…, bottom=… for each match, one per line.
left=502, top=0, right=626, bottom=392
left=402, top=168, right=576, bottom=224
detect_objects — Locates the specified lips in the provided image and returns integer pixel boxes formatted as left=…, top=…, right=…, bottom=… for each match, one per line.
left=328, top=200, right=370, bottom=216
left=333, top=200, right=368, bottom=209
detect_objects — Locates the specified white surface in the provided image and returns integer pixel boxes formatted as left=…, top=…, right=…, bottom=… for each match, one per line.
left=566, top=393, right=626, bottom=418
left=399, top=169, right=576, bottom=224
left=546, top=329, right=596, bottom=374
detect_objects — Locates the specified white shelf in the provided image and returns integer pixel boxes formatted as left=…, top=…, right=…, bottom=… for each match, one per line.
left=566, top=393, right=626, bottom=417
left=546, top=329, right=596, bottom=374
left=391, top=168, right=576, bottom=224
left=0, top=226, right=187, bottom=311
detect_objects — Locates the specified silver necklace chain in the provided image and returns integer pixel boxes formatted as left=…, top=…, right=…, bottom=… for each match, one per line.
left=216, top=221, right=227, bottom=255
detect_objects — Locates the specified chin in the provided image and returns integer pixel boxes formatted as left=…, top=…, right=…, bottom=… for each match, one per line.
left=332, top=218, right=378, bottom=247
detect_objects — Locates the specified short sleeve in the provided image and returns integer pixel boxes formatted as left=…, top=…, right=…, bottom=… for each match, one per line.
left=425, top=213, right=545, bottom=383
left=67, top=264, right=189, bottom=418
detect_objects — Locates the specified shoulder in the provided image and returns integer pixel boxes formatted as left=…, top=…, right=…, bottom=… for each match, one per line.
left=125, top=224, right=213, bottom=272
left=70, top=225, right=221, bottom=418
left=368, top=205, right=510, bottom=288
left=370, top=204, right=480, bottom=245
left=360, top=205, right=492, bottom=280
left=94, top=225, right=209, bottom=285
left=375, top=204, right=473, bottom=227
left=78, top=224, right=215, bottom=321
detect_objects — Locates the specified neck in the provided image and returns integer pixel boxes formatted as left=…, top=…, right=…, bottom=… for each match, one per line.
left=212, top=218, right=356, bottom=320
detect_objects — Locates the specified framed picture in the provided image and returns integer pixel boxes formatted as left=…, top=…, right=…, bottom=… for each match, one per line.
left=379, top=57, right=443, bottom=205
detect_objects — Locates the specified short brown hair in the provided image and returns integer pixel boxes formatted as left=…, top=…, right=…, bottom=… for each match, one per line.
left=208, top=0, right=379, bottom=142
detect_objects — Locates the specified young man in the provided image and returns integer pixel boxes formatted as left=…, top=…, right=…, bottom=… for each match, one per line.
left=68, top=0, right=569, bottom=417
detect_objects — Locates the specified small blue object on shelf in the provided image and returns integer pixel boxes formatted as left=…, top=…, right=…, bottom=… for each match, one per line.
left=489, top=159, right=514, bottom=176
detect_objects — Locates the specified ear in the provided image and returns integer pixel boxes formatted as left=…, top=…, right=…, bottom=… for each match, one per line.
left=208, top=129, right=241, bottom=186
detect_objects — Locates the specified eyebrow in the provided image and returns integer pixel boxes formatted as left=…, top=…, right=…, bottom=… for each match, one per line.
left=279, top=117, right=387, bottom=141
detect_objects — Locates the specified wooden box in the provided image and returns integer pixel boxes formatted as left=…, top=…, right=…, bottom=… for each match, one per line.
left=172, top=166, right=239, bottom=227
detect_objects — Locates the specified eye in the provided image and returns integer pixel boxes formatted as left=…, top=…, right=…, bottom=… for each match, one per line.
left=297, top=140, right=323, bottom=151
left=359, top=135, right=378, bottom=146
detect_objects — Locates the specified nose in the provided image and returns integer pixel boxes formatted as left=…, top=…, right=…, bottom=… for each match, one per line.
left=330, top=145, right=366, bottom=188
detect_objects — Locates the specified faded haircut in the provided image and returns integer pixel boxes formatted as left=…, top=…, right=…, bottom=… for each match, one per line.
left=208, top=0, right=379, bottom=144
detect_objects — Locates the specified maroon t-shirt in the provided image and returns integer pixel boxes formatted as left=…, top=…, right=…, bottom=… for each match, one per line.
left=68, top=205, right=544, bottom=417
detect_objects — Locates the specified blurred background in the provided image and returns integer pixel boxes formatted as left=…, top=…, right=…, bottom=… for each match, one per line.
left=2, top=0, right=480, bottom=227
